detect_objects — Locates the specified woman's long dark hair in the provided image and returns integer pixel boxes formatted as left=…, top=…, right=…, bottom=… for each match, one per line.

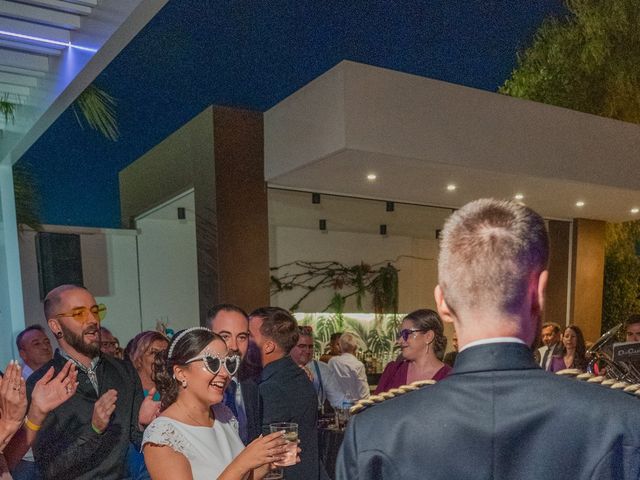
left=559, top=325, right=587, bottom=370
left=153, top=328, right=221, bottom=410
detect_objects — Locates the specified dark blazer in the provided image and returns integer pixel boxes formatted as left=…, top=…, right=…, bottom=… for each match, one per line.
left=259, top=355, right=320, bottom=480
left=337, top=342, right=640, bottom=480
left=27, top=351, right=144, bottom=480
left=239, top=377, right=261, bottom=444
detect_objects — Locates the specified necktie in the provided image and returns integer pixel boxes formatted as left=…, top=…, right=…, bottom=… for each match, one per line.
left=224, top=379, right=239, bottom=418
left=541, top=347, right=551, bottom=370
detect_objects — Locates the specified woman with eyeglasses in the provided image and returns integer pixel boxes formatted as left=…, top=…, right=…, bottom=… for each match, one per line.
left=143, top=327, right=292, bottom=480
left=374, top=309, right=451, bottom=394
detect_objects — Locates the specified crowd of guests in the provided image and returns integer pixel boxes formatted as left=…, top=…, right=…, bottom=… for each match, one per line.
left=3, top=200, right=640, bottom=479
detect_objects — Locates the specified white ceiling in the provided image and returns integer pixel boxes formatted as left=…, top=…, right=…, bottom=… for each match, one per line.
left=0, top=0, right=168, bottom=165
left=268, top=187, right=452, bottom=239
left=265, top=61, right=640, bottom=223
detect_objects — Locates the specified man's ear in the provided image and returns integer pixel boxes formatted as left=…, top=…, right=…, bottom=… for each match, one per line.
left=535, top=270, right=548, bottom=317
left=434, top=285, right=455, bottom=324
left=264, top=340, right=276, bottom=355
left=18, top=348, right=27, bottom=363
left=48, top=318, right=62, bottom=338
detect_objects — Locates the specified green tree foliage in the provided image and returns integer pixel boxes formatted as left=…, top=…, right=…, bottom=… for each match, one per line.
left=602, top=222, right=640, bottom=333
left=500, top=0, right=640, bottom=124
left=502, top=0, right=640, bottom=333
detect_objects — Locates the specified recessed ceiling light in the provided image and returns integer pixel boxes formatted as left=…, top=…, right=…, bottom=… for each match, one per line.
left=575, top=201, right=585, bottom=207
left=514, top=193, right=524, bottom=200
left=367, top=173, right=377, bottom=181
left=631, top=208, right=639, bottom=214
left=446, top=184, right=456, bottom=192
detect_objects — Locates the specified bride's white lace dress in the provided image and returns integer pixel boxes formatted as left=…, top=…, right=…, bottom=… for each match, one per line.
left=142, top=403, right=244, bottom=479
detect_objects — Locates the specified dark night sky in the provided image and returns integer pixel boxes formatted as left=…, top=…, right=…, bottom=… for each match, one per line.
left=19, top=0, right=566, bottom=228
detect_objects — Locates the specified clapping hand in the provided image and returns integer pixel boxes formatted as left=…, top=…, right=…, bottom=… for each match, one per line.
left=91, top=389, right=118, bottom=434
left=0, top=361, right=27, bottom=446
left=138, top=387, right=160, bottom=430
left=29, top=361, right=78, bottom=419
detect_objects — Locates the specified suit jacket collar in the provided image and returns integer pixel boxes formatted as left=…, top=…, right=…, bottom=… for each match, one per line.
left=260, top=355, right=293, bottom=382
left=453, top=342, right=539, bottom=374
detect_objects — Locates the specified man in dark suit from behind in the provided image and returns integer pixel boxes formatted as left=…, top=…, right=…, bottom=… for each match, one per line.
left=249, top=307, right=321, bottom=480
left=207, top=304, right=261, bottom=445
left=337, top=198, right=640, bottom=480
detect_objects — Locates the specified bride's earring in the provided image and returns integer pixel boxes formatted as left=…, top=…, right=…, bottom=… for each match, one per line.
left=181, top=379, right=188, bottom=388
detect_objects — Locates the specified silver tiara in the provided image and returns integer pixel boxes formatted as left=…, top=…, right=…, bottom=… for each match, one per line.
left=167, top=327, right=212, bottom=359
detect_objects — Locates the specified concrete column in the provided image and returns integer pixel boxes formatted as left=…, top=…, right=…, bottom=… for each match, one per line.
left=193, top=107, right=270, bottom=319
left=119, top=106, right=270, bottom=325
left=569, top=218, right=606, bottom=342
left=545, top=220, right=571, bottom=327
left=0, top=165, right=26, bottom=364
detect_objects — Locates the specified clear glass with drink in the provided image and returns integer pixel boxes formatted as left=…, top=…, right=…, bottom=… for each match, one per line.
left=269, top=422, right=298, bottom=467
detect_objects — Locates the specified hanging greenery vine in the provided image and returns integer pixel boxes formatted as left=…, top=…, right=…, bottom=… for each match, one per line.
left=270, top=259, right=402, bottom=314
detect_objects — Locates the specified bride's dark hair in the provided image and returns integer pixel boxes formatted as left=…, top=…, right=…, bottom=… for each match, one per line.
left=153, top=327, right=221, bottom=410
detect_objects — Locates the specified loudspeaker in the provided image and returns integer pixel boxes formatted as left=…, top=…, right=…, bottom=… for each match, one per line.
left=36, top=233, right=84, bottom=300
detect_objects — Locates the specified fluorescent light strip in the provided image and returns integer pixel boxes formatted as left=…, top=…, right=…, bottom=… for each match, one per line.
left=0, top=30, right=97, bottom=53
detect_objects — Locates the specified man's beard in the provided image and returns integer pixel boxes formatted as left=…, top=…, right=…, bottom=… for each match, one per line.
left=60, top=322, right=101, bottom=358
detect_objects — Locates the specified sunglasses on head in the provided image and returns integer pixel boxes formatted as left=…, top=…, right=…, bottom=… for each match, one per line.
left=185, top=353, right=240, bottom=376
left=397, top=328, right=427, bottom=342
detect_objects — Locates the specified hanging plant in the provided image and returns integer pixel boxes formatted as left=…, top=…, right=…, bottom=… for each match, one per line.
left=270, top=259, right=400, bottom=315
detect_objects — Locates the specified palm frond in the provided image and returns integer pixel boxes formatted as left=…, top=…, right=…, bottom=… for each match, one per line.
left=0, top=93, right=16, bottom=124
left=73, top=83, right=119, bottom=141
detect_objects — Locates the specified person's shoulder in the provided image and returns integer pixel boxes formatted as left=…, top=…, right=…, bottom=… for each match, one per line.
left=102, top=355, right=137, bottom=379
left=540, top=372, right=640, bottom=417
left=353, top=380, right=438, bottom=420
left=26, top=357, right=61, bottom=389
left=313, top=359, right=333, bottom=373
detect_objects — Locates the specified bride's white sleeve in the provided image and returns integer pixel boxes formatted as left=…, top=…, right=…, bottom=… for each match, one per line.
left=142, top=420, right=190, bottom=456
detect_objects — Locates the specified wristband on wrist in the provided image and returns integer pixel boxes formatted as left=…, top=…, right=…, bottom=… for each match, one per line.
left=91, top=423, right=103, bottom=435
left=24, top=417, right=41, bottom=432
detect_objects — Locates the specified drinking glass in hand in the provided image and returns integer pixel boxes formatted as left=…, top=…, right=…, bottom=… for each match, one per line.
left=269, top=422, right=298, bottom=467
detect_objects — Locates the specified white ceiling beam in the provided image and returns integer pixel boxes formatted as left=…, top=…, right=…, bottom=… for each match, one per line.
left=0, top=81, right=30, bottom=96
left=0, top=38, right=63, bottom=55
left=12, top=0, right=92, bottom=15
left=0, top=1, right=81, bottom=29
left=0, top=64, right=46, bottom=77
left=0, top=48, right=48, bottom=71
left=63, top=0, right=97, bottom=6
left=0, top=70, right=37, bottom=87
left=0, top=16, right=71, bottom=43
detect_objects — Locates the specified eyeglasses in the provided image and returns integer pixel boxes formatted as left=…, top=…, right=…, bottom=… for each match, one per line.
left=185, top=353, right=240, bottom=376
left=397, top=328, right=427, bottom=342
left=55, top=304, right=107, bottom=324
left=100, top=341, right=118, bottom=348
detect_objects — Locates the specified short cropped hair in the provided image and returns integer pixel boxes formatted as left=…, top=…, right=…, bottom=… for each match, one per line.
left=249, top=307, right=299, bottom=354
left=16, top=325, right=45, bottom=350
left=206, top=304, right=249, bottom=324
left=338, top=332, right=359, bottom=353
left=44, top=284, right=86, bottom=320
left=542, top=322, right=561, bottom=335
left=438, top=199, right=549, bottom=316
left=626, top=314, right=640, bottom=328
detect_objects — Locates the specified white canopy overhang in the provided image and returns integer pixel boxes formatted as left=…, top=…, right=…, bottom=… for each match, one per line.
left=265, top=61, right=640, bottom=223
